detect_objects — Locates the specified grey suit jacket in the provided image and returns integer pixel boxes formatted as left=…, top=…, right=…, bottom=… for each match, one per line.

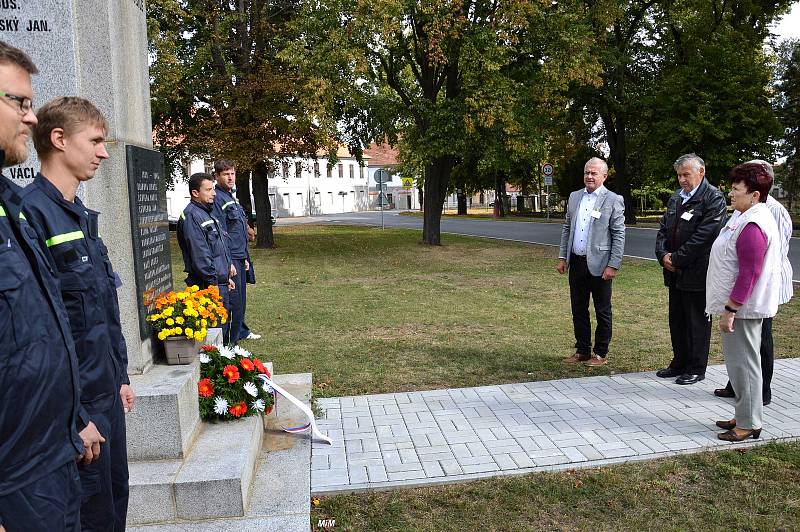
left=558, top=186, right=626, bottom=277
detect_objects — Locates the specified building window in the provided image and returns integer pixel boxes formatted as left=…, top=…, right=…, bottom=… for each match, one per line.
left=295, top=161, right=302, bottom=178
left=282, top=192, right=290, bottom=208
left=359, top=166, right=364, bottom=179
left=282, top=161, right=289, bottom=179
left=326, top=163, right=332, bottom=178
left=338, top=163, right=344, bottom=178
left=314, top=161, right=320, bottom=178
left=349, top=165, right=354, bottom=179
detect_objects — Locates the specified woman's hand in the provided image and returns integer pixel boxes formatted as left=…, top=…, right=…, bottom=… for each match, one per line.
left=719, top=311, right=735, bottom=333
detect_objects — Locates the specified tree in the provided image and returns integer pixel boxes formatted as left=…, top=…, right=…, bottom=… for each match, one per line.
left=775, top=38, right=800, bottom=211
left=148, top=0, right=337, bottom=248
left=570, top=0, right=791, bottom=223
left=291, top=0, right=599, bottom=244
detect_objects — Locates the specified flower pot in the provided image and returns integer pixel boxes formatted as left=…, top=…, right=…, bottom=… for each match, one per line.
left=163, top=337, right=200, bottom=365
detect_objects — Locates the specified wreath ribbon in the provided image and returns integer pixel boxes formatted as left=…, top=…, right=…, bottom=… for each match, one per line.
left=257, top=374, right=332, bottom=445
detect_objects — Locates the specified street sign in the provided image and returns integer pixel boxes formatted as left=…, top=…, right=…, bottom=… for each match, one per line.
left=374, top=169, right=391, bottom=184
left=542, top=163, right=554, bottom=177
left=377, top=191, right=389, bottom=206
left=401, top=177, right=414, bottom=188
left=544, top=175, right=553, bottom=186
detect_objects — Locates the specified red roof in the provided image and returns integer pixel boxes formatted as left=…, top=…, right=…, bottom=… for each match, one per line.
left=363, top=142, right=399, bottom=166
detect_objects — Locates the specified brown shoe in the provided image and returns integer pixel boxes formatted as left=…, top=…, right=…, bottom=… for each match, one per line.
left=564, top=353, right=591, bottom=364
left=584, top=355, right=608, bottom=367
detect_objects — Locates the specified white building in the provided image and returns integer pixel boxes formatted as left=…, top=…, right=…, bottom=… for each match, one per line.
left=166, top=147, right=372, bottom=220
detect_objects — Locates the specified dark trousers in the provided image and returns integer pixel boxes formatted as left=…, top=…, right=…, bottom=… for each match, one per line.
left=0, top=460, right=81, bottom=531
left=229, top=258, right=247, bottom=345
left=79, top=394, right=129, bottom=532
left=569, top=254, right=613, bottom=357
left=218, top=283, right=232, bottom=345
left=724, top=316, right=774, bottom=402
left=668, top=287, right=711, bottom=375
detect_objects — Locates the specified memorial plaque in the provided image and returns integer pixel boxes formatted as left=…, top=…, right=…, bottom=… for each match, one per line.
left=126, top=145, right=173, bottom=339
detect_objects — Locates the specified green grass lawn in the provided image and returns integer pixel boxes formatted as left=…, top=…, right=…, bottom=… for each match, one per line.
left=171, top=224, right=799, bottom=398
left=168, top=225, right=800, bottom=531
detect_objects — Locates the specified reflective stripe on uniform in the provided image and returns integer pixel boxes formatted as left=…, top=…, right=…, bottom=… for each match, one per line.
left=46, top=230, right=85, bottom=247
left=200, top=219, right=214, bottom=227
left=19, top=212, right=26, bottom=220
left=180, top=211, right=186, bottom=220
left=0, top=205, right=5, bottom=217
left=221, top=200, right=236, bottom=210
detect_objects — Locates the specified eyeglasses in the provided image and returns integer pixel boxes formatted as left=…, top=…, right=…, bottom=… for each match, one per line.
left=0, top=90, right=33, bottom=115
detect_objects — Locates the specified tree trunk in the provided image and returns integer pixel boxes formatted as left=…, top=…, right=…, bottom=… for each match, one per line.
left=235, top=168, right=253, bottom=226
left=456, top=185, right=467, bottom=215
left=602, top=113, right=637, bottom=224
left=493, top=174, right=506, bottom=218
left=252, top=161, right=275, bottom=248
left=422, top=155, right=455, bottom=245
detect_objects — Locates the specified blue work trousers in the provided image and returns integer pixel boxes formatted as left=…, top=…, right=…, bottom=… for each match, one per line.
left=78, top=393, right=129, bottom=532
left=0, top=460, right=80, bottom=531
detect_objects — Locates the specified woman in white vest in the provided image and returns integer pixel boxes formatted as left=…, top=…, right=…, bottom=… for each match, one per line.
left=706, top=163, right=781, bottom=441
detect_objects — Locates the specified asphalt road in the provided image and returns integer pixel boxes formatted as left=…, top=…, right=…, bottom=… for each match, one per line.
left=279, top=211, right=800, bottom=282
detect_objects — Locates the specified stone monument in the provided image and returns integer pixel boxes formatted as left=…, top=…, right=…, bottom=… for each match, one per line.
left=0, top=0, right=167, bottom=373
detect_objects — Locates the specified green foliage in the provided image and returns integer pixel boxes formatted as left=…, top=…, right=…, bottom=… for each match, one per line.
left=775, top=38, right=800, bottom=210
left=289, top=0, right=599, bottom=238
left=147, top=0, right=339, bottom=177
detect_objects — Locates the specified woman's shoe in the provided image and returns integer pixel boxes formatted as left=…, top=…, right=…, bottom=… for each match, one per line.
left=715, top=419, right=736, bottom=430
left=718, top=428, right=762, bottom=442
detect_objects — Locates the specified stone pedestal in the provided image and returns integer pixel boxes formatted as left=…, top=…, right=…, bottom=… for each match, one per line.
left=1, top=0, right=157, bottom=373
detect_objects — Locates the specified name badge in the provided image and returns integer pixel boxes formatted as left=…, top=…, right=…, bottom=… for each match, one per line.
left=590, top=210, right=601, bottom=219
left=680, top=211, right=693, bottom=221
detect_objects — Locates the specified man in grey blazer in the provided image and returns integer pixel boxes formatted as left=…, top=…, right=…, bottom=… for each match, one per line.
left=557, top=157, right=626, bottom=366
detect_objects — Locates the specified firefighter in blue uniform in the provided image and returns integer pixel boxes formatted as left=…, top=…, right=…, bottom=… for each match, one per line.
left=177, top=172, right=234, bottom=343
left=211, top=160, right=254, bottom=344
left=21, top=97, right=134, bottom=531
left=0, top=41, right=89, bottom=532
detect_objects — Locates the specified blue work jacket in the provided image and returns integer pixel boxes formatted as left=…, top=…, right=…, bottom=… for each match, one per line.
left=176, top=200, right=231, bottom=287
left=0, top=160, right=83, bottom=498
left=21, top=174, right=129, bottom=416
left=213, top=185, right=249, bottom=260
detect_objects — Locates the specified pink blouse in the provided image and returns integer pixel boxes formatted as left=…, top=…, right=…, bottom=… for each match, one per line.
left=730, top=222, right=768, bottom=306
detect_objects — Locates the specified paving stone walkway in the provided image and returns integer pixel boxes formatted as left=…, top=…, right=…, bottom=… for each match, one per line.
left=311, top=359, right=800, bottom=494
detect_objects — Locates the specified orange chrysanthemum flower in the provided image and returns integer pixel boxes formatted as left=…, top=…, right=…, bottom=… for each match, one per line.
left=222, top=364, right=240, bottom=383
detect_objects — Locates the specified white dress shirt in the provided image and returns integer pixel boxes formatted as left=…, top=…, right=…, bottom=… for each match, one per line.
left=571, top=185, right=605, bottom=256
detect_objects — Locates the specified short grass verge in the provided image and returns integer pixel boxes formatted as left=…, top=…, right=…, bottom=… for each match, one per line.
left=311, top=441, right=800, bottom=530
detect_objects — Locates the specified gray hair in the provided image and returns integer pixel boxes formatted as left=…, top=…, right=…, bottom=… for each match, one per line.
left=585, top=157, right=608, bottom=174
left=745, top=159, right=774, bottom=179
left=673, top=153, right=704, bottom=171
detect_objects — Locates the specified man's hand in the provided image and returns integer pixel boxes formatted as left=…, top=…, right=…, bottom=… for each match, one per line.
left=556, top=258, right=567, bottom=275
left=228, top=278, right=236, bottom=290
left=245, top=259, right=250, bottom=271
left=78, top=422, right=105, bottom=464
left=229, top=264, right=237, bottom=277
left=1, top=523, right=6, bottom=532
left=601, top=266, right=618, bottom=281
left=663, top=252, right=677, bottom=272
left=120, top=384, right=136, bottom=414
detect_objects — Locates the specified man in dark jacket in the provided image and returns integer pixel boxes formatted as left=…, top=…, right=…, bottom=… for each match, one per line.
left=211, top=160, right=255, bottom=344
left=655, top=153, right=727, bottom=385
left=0, top=41, right=86, bottom=532
left=22, top=97, right=134, bottom=531
left=177, top=172, right=234, bottom=342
